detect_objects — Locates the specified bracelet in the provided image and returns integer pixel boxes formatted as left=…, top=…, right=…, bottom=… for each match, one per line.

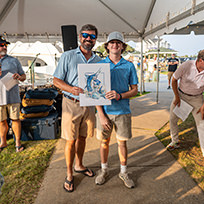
left=116, top=93, right=122, bottom=101
left=119, top=93, right=122, bottom=100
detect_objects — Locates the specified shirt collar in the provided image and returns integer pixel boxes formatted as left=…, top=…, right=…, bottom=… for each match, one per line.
left=75, top=46, right=81, bottom=54
left=105, top=55, right=125, bottom=65
left=76, top=46, right=96, bottom=56
left=195, top=60, right=204, bottom=76
left=0, top=54, right=8, bottom=62
left=75, top=46, right=97, bottom=62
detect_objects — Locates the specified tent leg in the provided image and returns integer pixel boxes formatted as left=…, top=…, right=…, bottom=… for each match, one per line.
left=156, top=37, right=160, bottom=103
left=140, top=38, right=144, bottom=95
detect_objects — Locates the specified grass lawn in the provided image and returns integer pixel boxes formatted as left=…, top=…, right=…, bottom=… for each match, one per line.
left=130, top=91, right=150, bottom=99
left=160, top=71, right=168, bottom=75
left=155, top=113, right=204, bottom=191
left=0, top=138, right=57, bottom=204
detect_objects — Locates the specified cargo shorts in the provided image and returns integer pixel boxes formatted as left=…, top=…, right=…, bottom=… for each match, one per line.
left=61, top=96, right=95, bottom=140
left=0, top=103, right=20, bottom=122
left=167, top=71, right=174, bottom=80
left=96, top=113, right=132, bottom=141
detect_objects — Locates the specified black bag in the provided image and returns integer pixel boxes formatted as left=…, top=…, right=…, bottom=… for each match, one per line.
left=21, top=105, right=54, bottom=114
left=24, top=88, right=58, bottom=100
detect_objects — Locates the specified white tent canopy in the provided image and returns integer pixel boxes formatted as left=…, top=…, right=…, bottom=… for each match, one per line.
left=1, top=0, right=204, bottom=97
left=1, top=0, right=204, bottom=43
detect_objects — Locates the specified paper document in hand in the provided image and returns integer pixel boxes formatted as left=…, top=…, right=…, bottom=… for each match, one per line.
left=0, top=80, right=7, bottom=105
left=0, top=72, right=18, bottom=91
left=173, top=99, right=193, bottom=121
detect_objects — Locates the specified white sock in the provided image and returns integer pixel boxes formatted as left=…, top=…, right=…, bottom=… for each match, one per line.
left=101, top=163, right=108, bottom=170
left=120, top=165, right=127, bottom=174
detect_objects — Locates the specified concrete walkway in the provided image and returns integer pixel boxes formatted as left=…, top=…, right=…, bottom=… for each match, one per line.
left=34, top=76, right=204, bottom=204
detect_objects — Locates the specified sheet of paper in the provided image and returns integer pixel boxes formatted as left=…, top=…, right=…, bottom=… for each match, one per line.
left=173, top=99, right=193, bottom=121
left=0, top=80, right=7, bottom=105
left=78, top=63, right=111, bottom=107
left=0, top=72, right=18, bottom=91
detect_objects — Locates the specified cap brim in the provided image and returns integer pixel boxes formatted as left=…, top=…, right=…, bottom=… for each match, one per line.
left=0, top=41, right=10, bottom=44
left=107, top=39, right=124, bottom=43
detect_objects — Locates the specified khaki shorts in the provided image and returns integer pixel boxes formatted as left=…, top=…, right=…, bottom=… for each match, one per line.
left=96, top=113, right=132, bottom=141
left=168, top=71, right=174, bottom=80
left=0, top=103, right=20, bottom=122
left=61, top=96, right=95, bottom=140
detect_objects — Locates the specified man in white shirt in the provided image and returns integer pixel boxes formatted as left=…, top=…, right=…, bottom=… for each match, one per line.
left=167, top=50, right=204, bottom=156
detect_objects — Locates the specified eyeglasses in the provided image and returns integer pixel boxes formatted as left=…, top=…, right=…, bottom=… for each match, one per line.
left=81, top=33, right=96, bottom=40
left=0, top=43, right=8, bottom=47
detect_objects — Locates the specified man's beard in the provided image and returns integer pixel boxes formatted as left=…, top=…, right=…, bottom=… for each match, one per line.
left=0, top=50, right=6, bottom=56
left=81, top=40, right=94, bottom=51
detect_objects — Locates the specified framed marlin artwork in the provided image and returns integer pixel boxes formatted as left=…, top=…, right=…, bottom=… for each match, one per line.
left=78, top=63, right=111, bottom=106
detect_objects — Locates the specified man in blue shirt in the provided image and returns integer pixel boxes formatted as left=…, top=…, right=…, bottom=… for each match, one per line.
left=53, top=24, right=101, bottom=192
left=95, top=32, right=138, bottom=189
left=0, top=36, right=26, bottom=153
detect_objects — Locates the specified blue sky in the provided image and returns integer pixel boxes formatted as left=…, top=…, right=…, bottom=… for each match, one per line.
left=161, top=32, right=204, bottom=56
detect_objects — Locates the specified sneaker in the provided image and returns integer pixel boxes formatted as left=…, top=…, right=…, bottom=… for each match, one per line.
left=167, top=86, right=171, bottom=89
left=166, top=141, right=180, bottom=150
left=95, top=169, right=109, bottom=185
left=119, top=172, right=135, bottom=189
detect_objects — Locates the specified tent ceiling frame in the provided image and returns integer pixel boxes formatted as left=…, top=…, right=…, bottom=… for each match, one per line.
left=98, top=0, right=141, bottom=36
left=0, top=0, right=17, bottom=26
left=143, top=1, right=204, bottom=38
left=3, top=33, right=142, bottom=43
left=141, top=0, right=156, bottom=35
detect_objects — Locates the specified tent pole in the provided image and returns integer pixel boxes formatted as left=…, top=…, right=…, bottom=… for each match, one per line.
left=140, top=38, right=143, bottom=95
left=156, top=37, right=160, bottom=103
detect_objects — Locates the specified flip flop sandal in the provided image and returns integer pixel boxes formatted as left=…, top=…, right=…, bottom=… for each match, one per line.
left=63, top=177, right=74, bottom=192
left=16, top=145, right=24, bottom=152
left=0, top=146, right=7, bottom=153
left=74, top=168, right=95, bottom=177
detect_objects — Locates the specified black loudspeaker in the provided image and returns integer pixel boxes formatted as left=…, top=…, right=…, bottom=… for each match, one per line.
left=61, top=25, right=78, bottom=52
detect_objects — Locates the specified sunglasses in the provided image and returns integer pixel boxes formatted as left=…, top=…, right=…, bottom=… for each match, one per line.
left=0, top=43, right=8, bottom=47
left=81, top=33, right=96, bottom=40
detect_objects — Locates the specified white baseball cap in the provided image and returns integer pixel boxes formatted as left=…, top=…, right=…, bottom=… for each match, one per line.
left=107, top=31, right=124, bottom=43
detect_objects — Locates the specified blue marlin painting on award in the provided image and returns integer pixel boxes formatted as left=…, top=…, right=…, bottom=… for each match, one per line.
left=78, top=63, right=111, bottom=106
